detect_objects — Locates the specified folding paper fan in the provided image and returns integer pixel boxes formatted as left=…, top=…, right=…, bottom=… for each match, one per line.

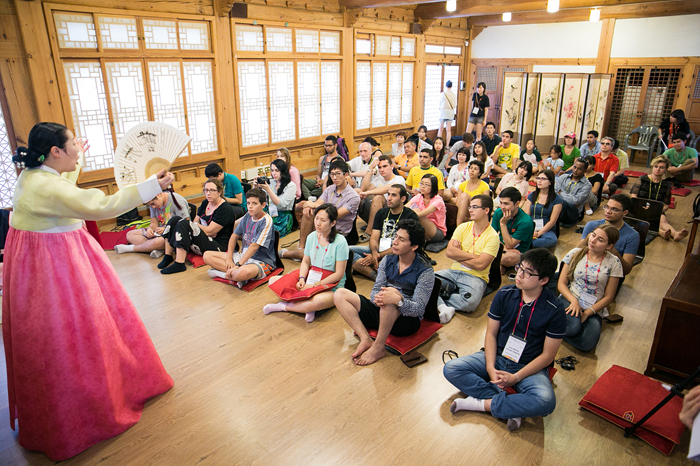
left=113, top=122, right=191, bottom=190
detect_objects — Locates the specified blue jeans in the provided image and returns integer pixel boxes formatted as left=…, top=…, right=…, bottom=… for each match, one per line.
left=559, top=296, right=603, bottom=352
left=349, top=245, right=371, bottom=264
left=444, top=351, right=556, bottom=420
left=532, top=230, right=558, bottom=249
left=436, top=269, right=487, bottom=313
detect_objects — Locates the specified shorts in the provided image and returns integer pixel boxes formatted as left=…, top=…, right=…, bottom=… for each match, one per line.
left=468, top=115, right=484, bottom=125
left=232, top=251, right=274, bottom=280
left=358, top=295, right=421, bottom=337
left=439, top=118, right=453, bottom=124
left=429, top=227, right=445, bottom=243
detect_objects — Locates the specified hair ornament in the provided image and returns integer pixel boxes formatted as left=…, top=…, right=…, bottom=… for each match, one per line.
left=38, top=155, right=45, bottom=162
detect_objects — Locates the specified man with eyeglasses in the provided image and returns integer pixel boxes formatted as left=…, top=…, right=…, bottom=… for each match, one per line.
left=579, top=193, right=639, bottom=276
left=301, top=135, right=339, bottom=200
left=555, top=158, right=592, bottom=228
left=593, top=136, right=620, bottom=198
left=406, top=148, right=445, bottom=197
left=444, top=248, right=565, bottom=432
left=283, top=159, right=359, bottom=261
left=436, top=195, right=500, bottom=323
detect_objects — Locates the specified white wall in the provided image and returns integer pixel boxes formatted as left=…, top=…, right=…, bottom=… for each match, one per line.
left=610, top=15, right=700, bottom=57
left=533, top=65, right=597, bottom=73
left=471, top=21, right=602, bottom=59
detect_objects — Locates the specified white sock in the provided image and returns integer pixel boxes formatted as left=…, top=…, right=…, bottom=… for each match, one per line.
left=114, top=244, right=134, bottom=254
left=451, top=396, right=486, bottom=413
left=207, top=269, right=226, bottom=279
left=507, top=417, right=522, bottom=431
left=150, top=249, right=164, bottom=259
left=263, top=302, right=288, bottom=314
left=438, top=304, right=456, bottom=324
left=305, top=311, right=316, bottom=323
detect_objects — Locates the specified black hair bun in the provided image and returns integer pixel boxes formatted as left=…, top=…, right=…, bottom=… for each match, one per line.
left=13, top=146, right=45, bottom=169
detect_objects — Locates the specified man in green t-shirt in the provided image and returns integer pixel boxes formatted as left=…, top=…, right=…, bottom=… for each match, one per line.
left=663, top=132, right=698, bottom=183
left=491, top=130, right=521, bottom=177
left=491, top=186, right=533, bottom=274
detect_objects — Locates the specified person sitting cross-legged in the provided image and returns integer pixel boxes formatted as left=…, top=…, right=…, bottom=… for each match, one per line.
left=491, top=187, right=534, bottom=274
left=436, top=195, right=500, bottom=323
left=357, top=155, right=406, bottom=243
left=405, top=148, right=445, bottom=198
left=444, top=248, right=565, bottom=431
left=334, top=219, right=435, bottom=366
left=555, top=158, right=592, bottom=228
left=408, top=173, right=447, bottom=244
left=521, top=169, right=563, bottom=249
left=203, top=188, right=276, bottom=289
left=350, top=184, right=419, bottom=280
left=455, top=159, right=491, bottom=225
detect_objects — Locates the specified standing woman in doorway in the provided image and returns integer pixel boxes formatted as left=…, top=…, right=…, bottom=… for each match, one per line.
left=437, top=80, right=457, bottom=144
left=466, top=82, right=489, bottom=141
left=4, top=122, right=174, bottom=460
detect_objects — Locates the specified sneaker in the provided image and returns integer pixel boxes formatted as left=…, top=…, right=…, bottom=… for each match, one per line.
left=585, top=208, right=593, bottom=216
left=308, top=196, right=317, bottom=202
left=358, top=233, right=370, bottom=243
left=150, top=249, right=164, bottom=259
left=507, top=417, right=522, bottom=431
left=279, top=248, right=301, bottom=262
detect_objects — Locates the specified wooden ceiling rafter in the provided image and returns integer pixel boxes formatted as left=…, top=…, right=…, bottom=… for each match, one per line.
left=215, top=0, right=236, bottom=17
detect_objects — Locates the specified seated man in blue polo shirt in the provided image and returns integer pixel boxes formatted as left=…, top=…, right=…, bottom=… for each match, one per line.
left=444, top=248, right=565, bottom=431
left=578, top=193, right=639, bottom=276
left=334, top=219, right=435, bottom=366
left=492, top=187, right=534, bottom=274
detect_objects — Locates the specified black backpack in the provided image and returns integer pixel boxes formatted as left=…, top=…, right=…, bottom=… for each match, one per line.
left=117, top=208, right=141, bottom=226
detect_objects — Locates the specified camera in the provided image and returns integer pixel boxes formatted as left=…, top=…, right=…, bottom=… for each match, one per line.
left=256, top=176, right=269, bottom=185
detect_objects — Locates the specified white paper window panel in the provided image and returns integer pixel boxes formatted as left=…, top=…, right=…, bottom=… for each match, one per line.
left=143, top=20, right=178, bottom=50
left=297, top=62, right=320, bottom=139
left=401, top=62, right=413, bottom=124
left=320, top=31, right=340, bottom=54
left=63, top=62, right=113, bottom=171
left=268, top=62, right=296, bottom=143
left=237, top=61, right=269, bottom=147
left=98, top=16, right=138, bottom=50
left=444, top=46, right=462, bottom=55
left=147, top=62, right=188, bottom=156
left=0, top=102, right=18, bottom=208
left=375, top=36, right=391, bottom=56
left=235, top=25, right=264, bottom=52
left=184, top=61, right=218, bottom=153
left=296, top=30, right=319, bottom=53
left=179, top=22, right=210, bottom=51
left=266, top=27, right=292, bottom=53
left=372, top=63, right=388, bottom=128
left=321, top=61, right=340, bottom=134
left=356, top=62, right=371, bottom=130
left=104, top=62, right=148, bottom=145
left=54, top=13, right=97, bottom=49
left=391, top=37, right=401, bottom=56
left=423, top=64, right=442, bottom=130
left=387, top=63, right=402, bottom=126
left=402, top=37, right=415, bottom=57
left=444, top=64, right=460, bottom=127
left=356, top=38, right=371, bottom=55
left=425, top=44, right=444, bottom=54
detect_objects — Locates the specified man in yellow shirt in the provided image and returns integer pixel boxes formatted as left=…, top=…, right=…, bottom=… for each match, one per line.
left=394, top=139, right=419, bottom=178
left=491, top=130, right=520, bottom=176
left=406, top=148, right=445, bottom=197
left=436, top=194, right=500, bottom=322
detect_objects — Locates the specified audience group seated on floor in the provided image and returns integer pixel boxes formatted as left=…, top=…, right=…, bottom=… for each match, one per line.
left=114, top=119, right=698, bottom=432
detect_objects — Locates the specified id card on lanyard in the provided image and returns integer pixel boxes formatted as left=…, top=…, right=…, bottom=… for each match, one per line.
left=502, top=297, right=538, bottom=363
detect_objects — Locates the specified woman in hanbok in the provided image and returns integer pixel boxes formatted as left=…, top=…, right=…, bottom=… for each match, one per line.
left=4, top=122, right=174, bottom=460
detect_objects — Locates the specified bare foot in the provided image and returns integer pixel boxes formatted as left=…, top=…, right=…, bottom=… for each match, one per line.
left=351, top=339, right=373, bottom=359
left=673, top=228, right=688, bottom=242
left=660, top=229, right=672, bottom=240
left=354, top=344, right=386, bottom=366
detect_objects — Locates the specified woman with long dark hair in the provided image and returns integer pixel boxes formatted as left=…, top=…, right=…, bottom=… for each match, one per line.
left=276, top=147, right=302, bottom=200
left=4, top=122, right=174, bottom=460
left=256, top=158, right=297, bottom=236
left=409, top=173, right=447, bottom=243
left=658, top=109, right=691, bottom=148
left=522, top=169, right=562, bottom=248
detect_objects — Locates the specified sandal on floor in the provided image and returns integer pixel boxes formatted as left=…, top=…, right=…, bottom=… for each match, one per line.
left=279, top=248, right=301, bottom=262
left=358, top=233, right=370, bottom=243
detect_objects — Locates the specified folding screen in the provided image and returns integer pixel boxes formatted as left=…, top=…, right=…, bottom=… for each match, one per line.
left=534, top=74, right=563, bottom=151
left=500, top=72, right=527, bottom=143
left=521, top=74, right=540, bottom=145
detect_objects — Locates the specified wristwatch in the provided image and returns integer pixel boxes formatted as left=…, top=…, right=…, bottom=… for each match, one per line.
left=235, top=262, right=241, bottom=267
left=397, top=299, right=405, bottom=308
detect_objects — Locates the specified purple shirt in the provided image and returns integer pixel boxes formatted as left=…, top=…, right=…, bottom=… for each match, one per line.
left=319, top=183, right=360, bottom=235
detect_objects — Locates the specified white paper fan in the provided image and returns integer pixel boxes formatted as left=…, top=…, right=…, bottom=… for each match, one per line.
left=113, top=122, right=191, bottom=190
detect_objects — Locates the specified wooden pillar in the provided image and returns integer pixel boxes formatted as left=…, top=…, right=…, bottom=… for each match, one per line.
left=458, top=28, right=473, bottom=136
left=413, top=33, right=426, bottom=133
left=12, top=0, right=64, bottom=124
left=596, top=18, right=615, bottom=74
left=213, top=16, right=241, bottom=176
left=341, top=27, right=355, bottom=155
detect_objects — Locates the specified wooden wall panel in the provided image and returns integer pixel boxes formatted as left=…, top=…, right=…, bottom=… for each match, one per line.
left=45, top=0, right=214, bottom=16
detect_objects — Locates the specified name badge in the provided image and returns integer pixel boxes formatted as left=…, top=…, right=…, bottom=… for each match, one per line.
left=269, top=203, right=278, bottom=217
left=307, top=269, right=324, bottom=285
left=379, top=237, right=392, bottom=252
left=322, top=170, right=329, bottom=180
left=472, top=107, right=479, bottom=115
left=501, top=162, right=508, bottom=169
left=578, top=291, right=597, bottom=310
left=200, top=218, right=208, bottom=226
left=502, top=335, right=527, bottom=363
left=534, top=218, right=544, bottom=230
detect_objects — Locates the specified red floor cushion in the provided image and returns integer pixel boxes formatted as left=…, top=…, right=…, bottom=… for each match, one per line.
left=578, top=364, right=684, bottom=455
left=681, top=179, right=700, bottom=187
left=213, top=267, right=284, bottom=292
left=186, top=253, right=206, bottom=268
left=367, top=319, right=442, bottom=355
left=669, top=197, right=675, bottom=209
left=624, top=170, right=647, bottom=178
left=99, top=227, right=135, bottom=250
left=671, top=187, right=692, bottom=197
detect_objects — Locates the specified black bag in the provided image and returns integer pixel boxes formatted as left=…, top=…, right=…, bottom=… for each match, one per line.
left=694, top=192, right=700, bottom=219
left=117, top=208, right=141, bottom=226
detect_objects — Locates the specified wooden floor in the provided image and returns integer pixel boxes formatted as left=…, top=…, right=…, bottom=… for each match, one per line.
left=0, top=162, right=698, bottom=466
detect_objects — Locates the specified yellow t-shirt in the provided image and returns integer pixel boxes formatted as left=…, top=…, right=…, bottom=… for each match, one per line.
left=494, top=143, right=521, bottom=171
left=406, top=165, right=445, bottom=190
left=450, top=222, right=500, bottom=282
left=458, top=180, right=491, bottom=197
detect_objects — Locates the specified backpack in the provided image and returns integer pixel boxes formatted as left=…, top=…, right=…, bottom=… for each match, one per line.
left=336, top=136, right=350, bottom=161
left=117, top=207, right=141, bottom=226
left=694, top=192, right=700, bottom=220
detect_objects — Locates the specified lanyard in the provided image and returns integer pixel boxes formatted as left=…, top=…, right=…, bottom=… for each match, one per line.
left=584, top=252, right=602, bottom=295
left=469, top=224, right=485, bottom=253
left=384, top=208, right=404, bottom=238
left=313, top=236, right=331, bottom=269
left=534, top=201, right=544, bottom=220
left=512, top=295, right=538, bottom=341
left=648, top=177, right=662, bottom=201
left=566, top=179, right=578, bottom=192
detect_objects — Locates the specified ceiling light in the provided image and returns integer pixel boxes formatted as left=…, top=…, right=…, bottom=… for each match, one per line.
left=547, top=0, right=559, bottom=13
left=502, top=12, right=512, bottom=22
left=446, top=0, right=456, bottom=12
left=590, top=7, right=601, bottom=22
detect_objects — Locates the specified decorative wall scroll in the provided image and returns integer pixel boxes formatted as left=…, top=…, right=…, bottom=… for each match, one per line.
left=500, top=73, right=526, bottom=139
left=558, top=74, right=586, bottom=139
left=521, top=74, right=540, bottom=142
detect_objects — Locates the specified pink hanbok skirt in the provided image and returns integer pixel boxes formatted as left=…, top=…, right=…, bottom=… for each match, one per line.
left=2, top=226, right=173, bottom=461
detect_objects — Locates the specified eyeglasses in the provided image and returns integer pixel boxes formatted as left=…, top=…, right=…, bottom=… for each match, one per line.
left=603, top=204, right=622, bottom=214
left=203, top=188, right=218, bottom=193
left=329, top=172, right=345, bottom=178
left=324, top=143, right=335, bottom=148
left=601, top=142, right=611, bottom=146
left=419, top=182, right=432, bottom=187
left=535, top=176, right=548, bottom=181
left=468, top=204, right=485, bottom=210
left=515, top=263, right=539, bottom=279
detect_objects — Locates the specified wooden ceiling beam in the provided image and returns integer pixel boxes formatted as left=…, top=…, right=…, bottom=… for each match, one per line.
left=214, top=0, right=235, bottom=17
left=467, top=0, right=699, bottom=26
left=415, top=0, right=680, bottom=20
left=339, top=0, right=441, bottom=8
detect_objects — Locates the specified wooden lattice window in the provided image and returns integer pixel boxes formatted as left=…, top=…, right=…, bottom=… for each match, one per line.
left=0, top=81, right=17, bottom=208
left=423, top=64, right=459, bottom=131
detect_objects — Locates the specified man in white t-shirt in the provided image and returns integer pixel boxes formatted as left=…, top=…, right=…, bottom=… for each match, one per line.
left=349, top=142, right=376, bottom=189
left=357, top=155, right=406, bottom=243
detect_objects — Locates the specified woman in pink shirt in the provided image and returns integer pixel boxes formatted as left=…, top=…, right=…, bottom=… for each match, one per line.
left=277, top=147, right=302, bottom=200
left=409, top=173, right=447, bottom=243
left=496, top=160, right=532, bottom=206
